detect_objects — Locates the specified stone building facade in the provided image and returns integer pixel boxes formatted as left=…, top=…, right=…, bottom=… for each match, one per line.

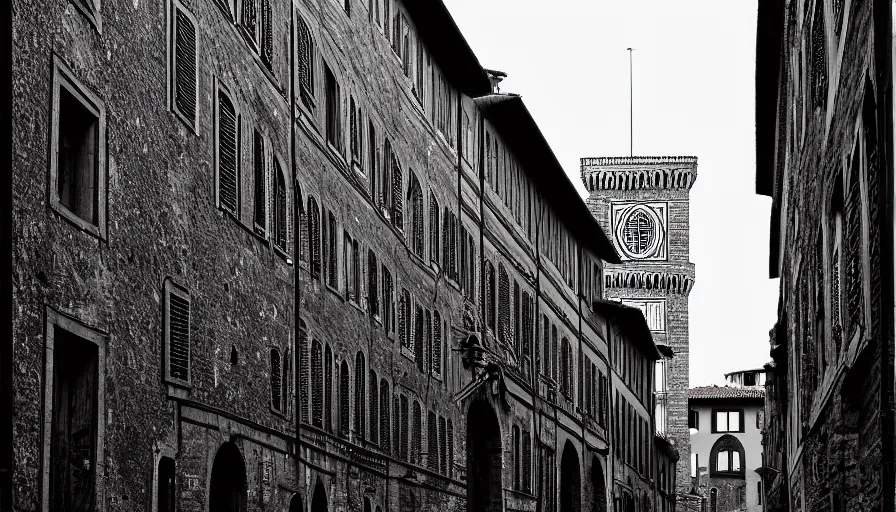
left=10, top=0, right=679, bottom=511
left=688, top=370, right=766, bottom=512
left=581, top=156, right=697, bottom=500
left=754, top=0, right=895, bottom=511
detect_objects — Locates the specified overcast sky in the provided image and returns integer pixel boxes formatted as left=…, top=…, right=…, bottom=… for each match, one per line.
left=442, top=0, right=778, bottom=386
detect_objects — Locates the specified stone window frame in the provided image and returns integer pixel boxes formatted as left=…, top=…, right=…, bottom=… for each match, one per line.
left=163, top=278, right=192, bottom=389
left=41, top=307, right=108, bottom=512
left=49, top=55, right=108, bottom=240
left=151, top=446, right=177, bottom=512
left=214, top=78, right=242, bottom=218
left=168, top=0, right=199, bottom=133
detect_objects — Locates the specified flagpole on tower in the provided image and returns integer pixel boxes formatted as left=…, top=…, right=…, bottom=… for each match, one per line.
left=627, top=47, right=634, bottom=157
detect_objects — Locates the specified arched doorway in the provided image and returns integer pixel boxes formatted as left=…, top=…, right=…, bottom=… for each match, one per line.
left=560, top=441, right=581, bottom=512
left=209, top=442, right=247, bottom=512
left=289, top=493, right=304, bottom=512
left=466, top=398, right=502, bottom=512
left=311, top=480, right=328, bottom=512
left=590, top=456, right=606, bottom=512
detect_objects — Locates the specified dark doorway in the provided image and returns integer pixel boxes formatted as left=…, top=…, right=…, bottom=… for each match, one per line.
left=311, top=480, right=328, bottom=512
left=560, top=441, right=581, bottom=512
left=289, top=493, right=304, bottom=512
left=466, top=398, right=502, bottom=512
left=209, top=442, right=247, bottom=512
left=158, top=456, right=176, bottom=512
left=590, top=456, right=606, bottom=512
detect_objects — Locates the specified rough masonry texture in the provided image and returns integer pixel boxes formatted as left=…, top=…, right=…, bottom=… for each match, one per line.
left=755, top=0, right=895, bottom=511
left=11, top=0, right=680, bottom=511
left=581, top=156, right=697, bottom=502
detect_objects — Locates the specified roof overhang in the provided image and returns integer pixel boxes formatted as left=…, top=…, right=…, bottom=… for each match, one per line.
left=755, top=0, right=786, bottom=197
left=592, top=299, right=661, bottom=360
left=476, top=95, right=621, bottom=263
left=403, top=1, right=492, bottom=97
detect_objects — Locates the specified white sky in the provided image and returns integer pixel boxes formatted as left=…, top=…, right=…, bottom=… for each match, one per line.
left=442, top=0, right=779, bottom=386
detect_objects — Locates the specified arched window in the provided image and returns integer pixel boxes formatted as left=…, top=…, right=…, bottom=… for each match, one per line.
left=369, top=370, right=379, bottom=444
left=273, top=159, right=289, bottom=252
left=485, top=261, right=496, bottom=331
left=391, top=153, right=403, bottom=229
left=709, top=434, right=746, bottom=478
left=427, top=410, right=439, bottom=471
left=429, top=192, right=440, bottom=263
left=380, top=379, right=391, bottom=452
left=339, top=360, right=351, bottom=438
left=216, top=89, right=239, bottom=215
left=561, top=337, right=572, bottom=397
left=324, top=344, right=333, bottom=431
left=296, top=15, right=315, bottom=111
left=311, top=340, right=323, bottom=428
left=407, top=172, right=424, bottom=257
left=382, top=139, right=393, bottom=215
left=270, top=348, right=283, bottom=412
left=498, top=264, right=511, bottom=346
left=298, top=321, right=309, bottom=423
left=307, top=197, right=321, bottom=278
left=412, top=400, right=422, bottom=465
left=354, top=352, right=366, bottom=439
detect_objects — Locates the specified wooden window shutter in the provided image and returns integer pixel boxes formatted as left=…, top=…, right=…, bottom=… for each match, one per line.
left=414, top=304, right=424, bottom=370
left=446, top=419, right=454, bottom=478
left=165, top=281, right=191, bottom=385
left=324, top=344, right=333, bottom=430
left=217, top=90, right=239, bottom=214
left=400, top=395, right=409, bottom=461
left=427, top=411, right=438, bottom=470
left=393, top=395, right=401, bottom=456
left=369, top=370, right=379, bottom=444
left=242, top=0, right=258, bottom=42
left=270, top=348, right=282, bottom=412
left=411, top=401, right=422, bottom=464
left=173, top=4, right=197, bottom=125
left=311, top=340, right=323, bottom=427
left=380, top=380, right=391, bottom=453
left=253, top=131, right=267, bottom=233
left=432, top=311, right=442, bottom=375
left=391, top=158, right=403, bottom=229
left=261, top=0, right=273, bottom=67
left=339, top=361, right=350, bottom=437
left=438, top=416, right=447, bottom=474
left=354, top=351, right=366, bottom=439
left=298, top=325, right=309, bottom=422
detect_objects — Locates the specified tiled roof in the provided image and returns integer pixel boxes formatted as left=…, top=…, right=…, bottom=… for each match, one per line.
left=688, top=386, right=765, bottom=400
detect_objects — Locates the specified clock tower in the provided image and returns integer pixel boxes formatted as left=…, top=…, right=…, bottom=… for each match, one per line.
left=581, top=156, right=697, bottom=500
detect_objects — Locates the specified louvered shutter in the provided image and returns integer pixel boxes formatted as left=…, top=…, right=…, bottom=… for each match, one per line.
left=392, top=159, right=403, bottom=229
left=369, top=371, right=379, bottom=444
left=253, top=131, right=267, bottom=232
left=427, top=411, right=438, bottom=470
left=339, top=362, right=350, bottom=437
left=438, top=416, right=447, bottom=474
left=243, top=0, right=257, bottom=41
left=381, top=381, right=391, bottom=453
left=446, top=420, right=454, bottom=478
left=166, top=289, right=191, bottom=384
left=400, top=395, right=409, bottom=461
left=270, top=349, right=282, bottom=412
left=393, top=395, right=401, bottom=456
left=173, top=6, right=197, bottom=124
left=412, top=402, right=422, bottom=464
left=414, top=304, right=424, bottom=370
left=522, top=430, right=531, bottom=491
left=311, top=341, right=323, bottom=427
left=432, top=311, right=442, bottom=375
left=324, top=345, right=333, bottom=430
left=261, top=0, right=273, bottom=67
left=217, top=92, right=238, bottom=213
left=298, top=328, right=309, bottom=422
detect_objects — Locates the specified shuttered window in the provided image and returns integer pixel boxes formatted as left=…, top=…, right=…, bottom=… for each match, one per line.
left=367, top=250, right=379, bottom=317
left=308, top=197, right=321, bottom=278
left=339, top=361, right=350, bottom=437
left=216, top=89, right=239, bottom=214
left=414, top=304, right=424, bottom=368
left=326, top=210, right=338, bottom=287
left=324, top=344, right=333, bottom=431
left=438, top=416, right=447, bottom=475
left=172, top=3, right=197, bottom=128
left=446, top=419, right=454, bottom=478
left=383, top=267, right=395, bottom=336
left=399, top=394, right=409, bottom=460
left=498, top=264, right=510, bottom=345
left=253, top=130, right=268, bottom=234
left=407, top=173, right=424, bottom=257
left=411, top=400, right=422, bottom=465
left=270, top=348, right=282, bottom=412
left=273, top=160, right=288, bottom=252
left=297, top=15, right=315, bottom=112
left=354, top=352, right=366, bottom=439
left=369, top=370, right=379, bottom=444
left=164, top=280, right=191, bottom=386
left=429, top=193, right=440, bottom=263
left=325, top=65, right=342, bottom=151
left=432, top=311, right=442, bottom=376
left=485, top=261, right=496, bottom=331
left=427, top=411, right=438, bottom=471
left=391, top=155, right=403, bottom=229
left=522, top=429, right=531, bottom=492
left=399, top=289, right=411, bottom=350
left=311, top=340, right=323, bottom=427
left=298, top=322, right=309, bottom=422
left=380, top=380, right=391, bottom=452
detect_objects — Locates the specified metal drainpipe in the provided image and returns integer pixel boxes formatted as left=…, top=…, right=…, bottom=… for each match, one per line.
left=288, top=5, right=304, bottom=496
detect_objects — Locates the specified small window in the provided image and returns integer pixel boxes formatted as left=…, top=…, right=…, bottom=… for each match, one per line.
left=216, top=86, right=240, bottom=215
left=273, top=159, right=289, bottom=253
left=688, top=409, right=699, bottom=430
left=367, top=250, right=380, bottom=317
left=382, top=266, right=395, bottom=336
left=743, top=372, right=757, bottom=387
left=164, top=280, right=191, bottom=387
left=252, top=130, right=269, bottom=235
left=308, top=197, right=322, bottom=279
left=157, top=456, right=176, bottom=512
left=713, top=410, right=743, bottom=433
left=407, top=172, right=424, bottom=257
left=325, top=210, right=338, bottom=288
left=709, top=434, right=746, bottom=478
left=296, top=15, right=316, bottom=112
left=50, top=58, right=107, bottom=238
left=171, top=1, right=198, bottom=129
left=241, top=0, right=273, bottom=67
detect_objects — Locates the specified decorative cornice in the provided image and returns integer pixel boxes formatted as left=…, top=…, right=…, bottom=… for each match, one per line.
left=580, top=156, right=698, bottom=192
left=604, top=269, right=695, bottom=295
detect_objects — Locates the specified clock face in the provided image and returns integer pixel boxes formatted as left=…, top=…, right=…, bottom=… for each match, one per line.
left=611, top=202, right=668, bottom=260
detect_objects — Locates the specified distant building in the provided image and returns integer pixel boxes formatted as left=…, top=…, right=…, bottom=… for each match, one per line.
left=687, top=370, right=765, bottom=512
left=754, top=1, right=895, bottom=511
left=581, top=156, right=697, bottom=499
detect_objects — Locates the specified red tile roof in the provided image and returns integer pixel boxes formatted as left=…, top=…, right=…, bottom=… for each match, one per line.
left=688, top=386, right=765, bottom=400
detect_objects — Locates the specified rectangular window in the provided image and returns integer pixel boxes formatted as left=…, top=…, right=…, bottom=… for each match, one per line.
left=325, top=64, right=343, bottom=152
left=344, top=231, right=355, bottom=301
left=297, top=15, right=316, bottom=112
left=383, top=266, right=395, bottom=336
left=43, top=309, right=107, bottom=510
left=164, top=279, right=192, bottom=387
left=326, top=211, right=338, bottom=288
left=253, top=130, right=268, bottom=234
left=171, top=0, right=198, bottom=129
left=713, top=409, right=743, bottom=433
left=50, top=57, right=107, bottom=238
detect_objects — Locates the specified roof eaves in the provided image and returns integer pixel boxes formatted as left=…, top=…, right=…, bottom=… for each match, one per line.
left=475, top=95, right=621, bottom=264
left=592, top=299, right=662, bottom=360
left=755, top=0, right=786, bottom=196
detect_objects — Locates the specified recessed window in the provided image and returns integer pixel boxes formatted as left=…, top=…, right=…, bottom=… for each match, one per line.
left=164, top=279, right=191, bottom=387
left=42, top=309, right=107, bottom=510
left=325, top=64, right=343, bottom=152
left=216, top=86, right=240, bottom=215
left=407, top=172, right=424, bottom=257
left=171, top=1, right=198, bottom=129
left=713, top=409, right=743, bottom=433
left=241, top=0, right=274, bottom=67
left=253, top=130, right=268, bottom=236
left=270, top=348, right=283, bottom=413
left=50, top=58, right=107, bottom=238
left=296, top=15, right=316, bottom=112
left=272, top=159, right=289, bottom=253
left=709, top=434, right=746, bottom=478
left=688, top=409, right=699, bottom=430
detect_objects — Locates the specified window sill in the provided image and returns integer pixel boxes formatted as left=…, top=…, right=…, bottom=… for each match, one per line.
left=171, top=106, right=198, bottom=136
left=50, top=200, right=107, bottom=241
left=400, top=345, right=415, bottom=361
left=326, top=282, right=342, bottom=299
left=69, top=0, right=102, bottom=33
left=348, top=299, right=364, bottom=314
